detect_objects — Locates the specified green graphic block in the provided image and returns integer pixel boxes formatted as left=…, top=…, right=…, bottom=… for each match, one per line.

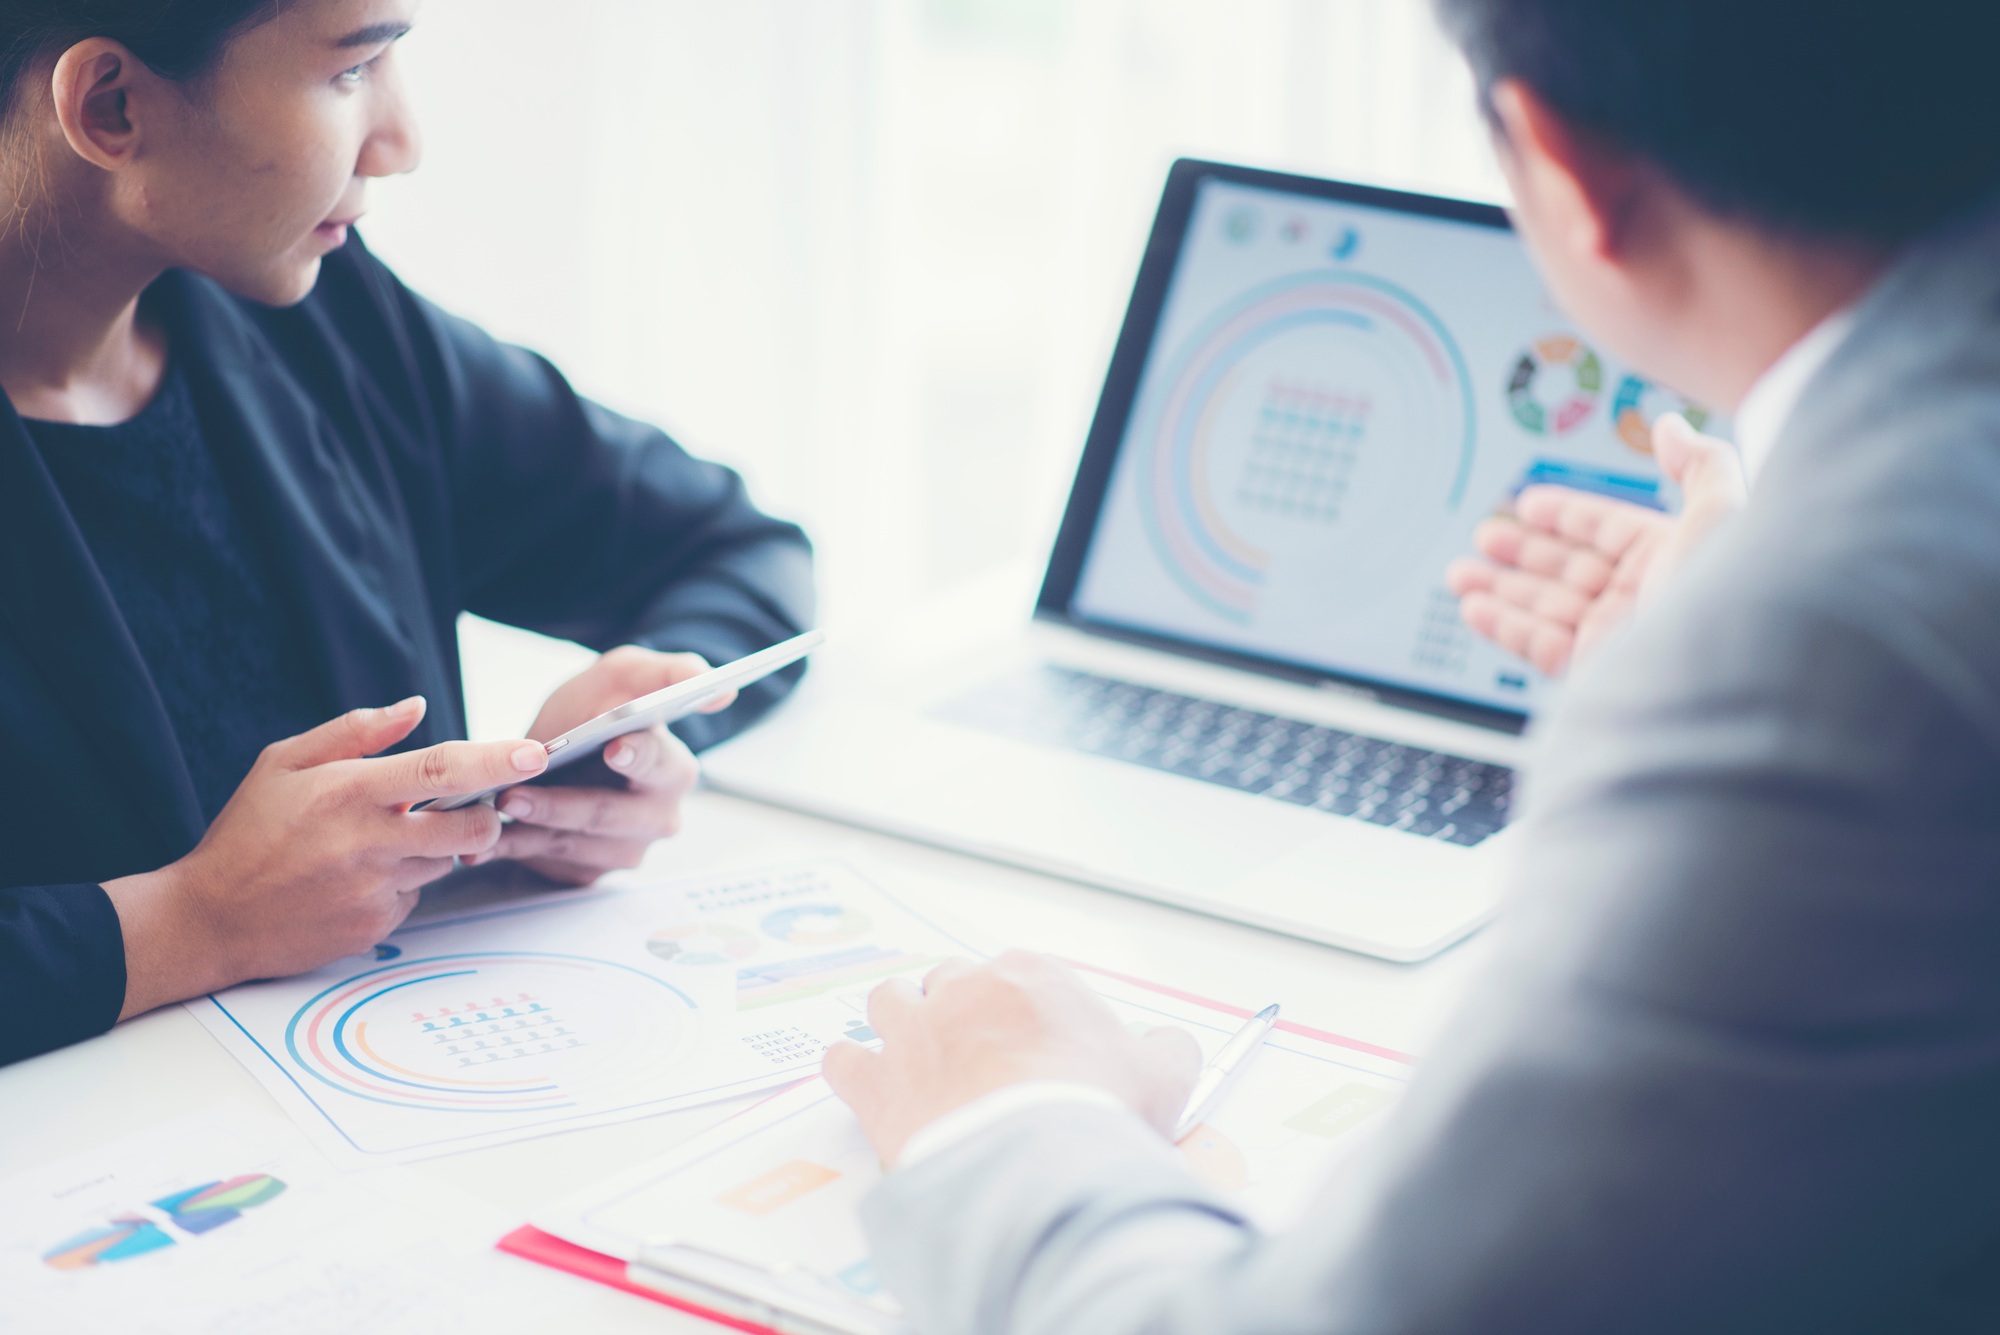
left=1284, top=1084, right=1396, bottom=1139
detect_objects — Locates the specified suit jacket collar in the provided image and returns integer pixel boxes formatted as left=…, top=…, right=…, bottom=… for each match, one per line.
left=1766, top=195, right=2000, bottom=494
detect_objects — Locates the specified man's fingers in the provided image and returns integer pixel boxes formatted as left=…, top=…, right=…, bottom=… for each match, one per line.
left=1444, top=557, right=1498, bottom=597
left=1489, top=521, right=1619, bottom=593
left=1142, top=1024, right=1203, bottom=1090
left=822, top=1039, right=878, bottom=1100
left=921, top=958, right=979, bottom=995
left=267, top=697, right=427, bottom=771
left=1459, top=592, right=1575, bottom=675
left=1140, top=1025, right=1204, bottom=1134
left=1653, top=413, right=1748, bottom=516
left=1452, top=557, right=1590, bottom=624
left=493, top=822, right=649, bottom=870
left=866, top=978, right=924, bottom=1040
left=371, top=738, right=548, bottom=806
left=1488, top=567, right=1593, bottom=627
left=1519, top=486, right=1664, bottom=565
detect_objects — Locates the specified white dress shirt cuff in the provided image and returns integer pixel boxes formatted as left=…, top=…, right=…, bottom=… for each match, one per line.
left=894, top=1081, right=1136, bottom=1171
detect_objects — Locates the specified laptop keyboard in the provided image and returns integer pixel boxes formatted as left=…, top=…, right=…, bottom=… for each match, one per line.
left=937, top=666, right=1513, bottom=847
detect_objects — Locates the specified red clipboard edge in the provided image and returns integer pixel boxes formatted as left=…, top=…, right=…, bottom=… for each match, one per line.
left=497, top=1224, right=779, bottom=1335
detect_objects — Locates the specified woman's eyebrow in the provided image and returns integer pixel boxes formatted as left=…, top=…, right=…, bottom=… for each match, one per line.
left=335, top=21, right=412, bottom=48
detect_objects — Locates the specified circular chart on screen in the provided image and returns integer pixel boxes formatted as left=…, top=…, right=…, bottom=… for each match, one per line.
left=1609, top=373, right=1711, bottom=454
left=1506, top=334, right=1603, bottom=435
left=283, top=952, right=699, bottom=1112
left=1130, top=270, right=1475, bottom=625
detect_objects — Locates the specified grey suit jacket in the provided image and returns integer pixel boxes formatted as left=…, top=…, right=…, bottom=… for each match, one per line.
left=859, top=200, right=2000, bottom=1334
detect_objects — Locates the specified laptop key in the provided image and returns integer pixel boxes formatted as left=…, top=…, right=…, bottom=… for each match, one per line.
left=938, top=667, right=1515, bottom=848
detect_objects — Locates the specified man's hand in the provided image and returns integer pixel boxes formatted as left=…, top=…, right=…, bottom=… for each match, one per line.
left=823, top=952, right=1201, bottom=1167
left=483, top=646, right=731, bottom=885
left=104, top=697, right=547, bottom=1019
left=1445, top=413, right=1747, bottom=675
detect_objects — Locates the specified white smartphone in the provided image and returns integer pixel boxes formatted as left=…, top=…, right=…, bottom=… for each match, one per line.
left=417, top=629, right=825, bottom=812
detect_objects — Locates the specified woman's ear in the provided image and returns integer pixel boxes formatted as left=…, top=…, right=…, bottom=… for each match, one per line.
left=49, top=39, right=153, bottom=172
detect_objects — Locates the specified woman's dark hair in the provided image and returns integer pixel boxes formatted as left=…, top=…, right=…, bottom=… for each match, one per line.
left=1435, top=0, right=2000, bottom=243
left=0, top=1, right=273, bottom=117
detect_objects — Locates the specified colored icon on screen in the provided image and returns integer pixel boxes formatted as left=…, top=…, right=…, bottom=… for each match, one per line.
left=1506, top=334, right=1603, bottom=435
left=1609, top=373, right=1712, bottom=454
left=1329, top=226, right=1361, bottom=261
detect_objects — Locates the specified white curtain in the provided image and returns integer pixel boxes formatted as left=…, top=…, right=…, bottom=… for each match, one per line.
left=363, top=0, right=1502, bottom=734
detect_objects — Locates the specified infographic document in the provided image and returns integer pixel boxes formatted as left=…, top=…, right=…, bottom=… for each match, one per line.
left=0, top=1102, right=565, bottom=1335
left=535, top=969, right=1415, bottom=1328
left=1073, top=178, right=1726, bottom=715
left=190, top=861, right=975, bottom=1165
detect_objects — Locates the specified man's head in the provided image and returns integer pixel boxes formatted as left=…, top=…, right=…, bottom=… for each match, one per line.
left=1436, top=0, right=2000, bottom=407
left=2, top=0, right=421, bottom=306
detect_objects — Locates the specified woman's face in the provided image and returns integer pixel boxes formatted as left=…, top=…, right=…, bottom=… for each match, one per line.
left=115, top=0, right=422, bottom=305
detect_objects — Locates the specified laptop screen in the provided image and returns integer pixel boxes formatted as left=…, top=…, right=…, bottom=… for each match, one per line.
left=1043, top=162, right=1716, bottom=726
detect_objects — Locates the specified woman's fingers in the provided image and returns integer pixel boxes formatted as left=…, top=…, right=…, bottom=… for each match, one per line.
left=496, top=782, right=678, bottom=841
left=601, top=726, right=700, bottom=796
left=492, top=821, right=650, bottom=870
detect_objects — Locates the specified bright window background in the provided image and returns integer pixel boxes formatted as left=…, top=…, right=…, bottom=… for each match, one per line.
left=361, top=0, right=1506, bottom=737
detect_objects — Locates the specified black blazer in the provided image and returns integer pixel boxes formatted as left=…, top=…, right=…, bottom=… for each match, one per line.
left=0, top=237, right=813, bottom=1064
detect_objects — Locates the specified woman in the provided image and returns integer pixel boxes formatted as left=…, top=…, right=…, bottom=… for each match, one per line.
left=0, top=0, right=814, bottom=1064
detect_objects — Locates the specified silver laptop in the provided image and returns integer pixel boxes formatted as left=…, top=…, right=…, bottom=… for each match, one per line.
left=705, top=159, right=1702, bottom=961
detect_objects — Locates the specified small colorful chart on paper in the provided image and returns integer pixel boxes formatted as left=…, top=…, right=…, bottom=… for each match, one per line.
left=189, top=861, right=975, bottom=1165
left=0, top=1103, right=567, bottom=1335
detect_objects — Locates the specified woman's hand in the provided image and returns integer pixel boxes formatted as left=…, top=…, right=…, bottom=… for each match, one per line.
left=484, top=647, right=732, bottom=885
left=1445, top=413, right=1747, bottom=676
left=103, top=697, right=548, bottom=1019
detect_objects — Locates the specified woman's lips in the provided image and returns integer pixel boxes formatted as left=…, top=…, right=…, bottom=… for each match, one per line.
left=315, top=216, right=360, bottom=244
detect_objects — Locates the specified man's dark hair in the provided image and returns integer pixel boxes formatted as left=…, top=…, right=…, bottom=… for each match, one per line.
left=0, top=1, right=274, bottom=120
left=1436, top=0, right=2000, bottom=243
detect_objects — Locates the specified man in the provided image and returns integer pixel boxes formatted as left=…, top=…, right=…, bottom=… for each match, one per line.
left=822, top=1, right=2000, bottom=1330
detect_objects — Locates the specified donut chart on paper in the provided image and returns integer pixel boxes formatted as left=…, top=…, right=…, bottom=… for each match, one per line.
left=761, top=903, right=872, bottom=947
left=283, top=952, right=698, bottom=1113
left=1133, top=270, right=1476, bottom=623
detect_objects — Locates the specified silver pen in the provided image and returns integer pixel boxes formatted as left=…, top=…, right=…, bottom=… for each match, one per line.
left=1172, top=1003, right=1280, bottom=1141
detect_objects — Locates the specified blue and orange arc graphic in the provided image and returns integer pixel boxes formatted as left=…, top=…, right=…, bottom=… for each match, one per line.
left=1134, top=271, right=1475, bottom=623
left=282, top=951, right=693, bottom=1113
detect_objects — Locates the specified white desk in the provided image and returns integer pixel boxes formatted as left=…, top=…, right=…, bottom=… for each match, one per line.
left=0, top=789, right=1490, bottom=1332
